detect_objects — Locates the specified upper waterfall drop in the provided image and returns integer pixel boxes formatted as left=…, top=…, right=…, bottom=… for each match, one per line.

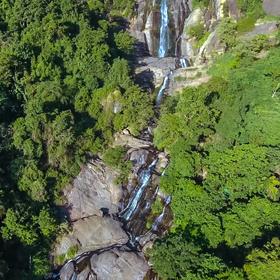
left=158, top=0, right=169, bottom=58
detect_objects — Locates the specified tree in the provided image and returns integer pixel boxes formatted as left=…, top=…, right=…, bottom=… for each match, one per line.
left=114, top=31, right=135, bottom=54
left=19, top=161, right=47, bottom=202
left=35, top=208, right=57, bottom=238
left=0, top=1, right=151, bottom=278
left=2, top=208, right=38, bottom=245
left=151, top=43, right=280, bottom=278
left=244, top=238, right=280, bottom=280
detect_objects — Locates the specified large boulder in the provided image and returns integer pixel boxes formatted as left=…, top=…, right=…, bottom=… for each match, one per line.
left=243, top=21, right=279, bottom=39
left=135, top=57, right=177, bottom=88
left=114, top=131, right=152, bottom=149
left=129, top=148, right=150, bottom=167
left=168, top=65, right=210, bottom=94
left=63, top=160, right=122, bottom=221
left=53, top=160, right=128, bottom=261
left=72, top=217, right=128, bottom=253
left=263, top=0, right=280, bottom=16
left=90, top=249, right=149, bottom=280
left=59, top=262, right=75, bottom=280
left=58, top=249, right=149, bottom=280
left=54, top=216, right=128, bottom=257
left=180, top=8, right=203, bottom=60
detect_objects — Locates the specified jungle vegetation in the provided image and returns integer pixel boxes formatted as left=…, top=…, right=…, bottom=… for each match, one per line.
left=150, top=28, right=280, bottom=280
left=0, top=0, right=152, bottom=278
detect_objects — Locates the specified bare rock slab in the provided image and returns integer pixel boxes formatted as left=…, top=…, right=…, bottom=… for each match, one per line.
left=263, top=0, right=280, bottom=16
left=64, top=160, right=122, bottom=221
left=55, top=216, right=128, bottom=256
left=90, top=249, right=149, bottom=280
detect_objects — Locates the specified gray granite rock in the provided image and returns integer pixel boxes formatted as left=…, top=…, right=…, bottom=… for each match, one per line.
left=59, top=262, right=74, bottom=280
left=129, top=0, right=191, bottom=57
left=129, top=148, right=150, bottom=167
left=72, top=216, right=128, bottom=253
left=135, top=57, right=177, bottom=88
left=244, top=22, right=279, bottom=39
left=181, top=8, right=203, bottom=60
left=263, top=0, right=280, bottom=16
left=55, top=216, right=128, bottom=256
left=228, top=0, right=240, bottom=19
left=90, top=249, right=149, bottom=280
left=63, top=160, right=122, bottom=221
left=168, top=65, right=210, bottom=94
left=76, top=266, right=90, bottom=280
left=114, top=131, right=152, bottom=149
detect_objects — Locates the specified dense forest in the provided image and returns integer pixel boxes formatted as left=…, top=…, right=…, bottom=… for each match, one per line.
left=0, top=0, right=152, bottom=278
left=0, top=0, right=279, bottom=279
left=150, top=16, right=280, bottom=280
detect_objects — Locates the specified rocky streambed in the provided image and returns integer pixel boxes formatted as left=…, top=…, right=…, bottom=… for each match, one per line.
left=45, top=1, right=212, bottom=278
left=47, top=132, right=171, bottom=280
left=45, top=0, right=280, bottom=278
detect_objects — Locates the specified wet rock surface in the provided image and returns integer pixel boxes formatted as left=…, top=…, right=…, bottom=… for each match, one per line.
left=49, top=1, right=259, bottom=279
left=135, top=56, right=177, bottom=89
left=130, top=0, right=191, bottom=57
left=50, top=137, right=170, bottom=280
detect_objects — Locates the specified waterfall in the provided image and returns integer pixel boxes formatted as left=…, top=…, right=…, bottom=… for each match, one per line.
left=120, top=159, right=157, bottom=221
left=151, top=196, right=171, bottom=232
left=180, top=58, right=188, bottom=68
left=156, top=71, right=171, bottom=106
left=158, top=0, right=169, bottom=58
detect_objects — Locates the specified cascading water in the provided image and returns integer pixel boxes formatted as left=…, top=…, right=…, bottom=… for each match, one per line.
left=180, top=58, right=188, bottom=68
left=151, top=196, right=172, bottom=232
left=120, top=159, right=157, bottom=221
left=156, top=71, right=172, bottom=106
left=158, top=0, right=169, bottom=58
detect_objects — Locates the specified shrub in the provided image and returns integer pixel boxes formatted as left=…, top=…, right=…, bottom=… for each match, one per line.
left=188, top=22, right=205, bottom=41
left=218, top=18, right=238, bottom=49
left=192, top=0, right=210, bottom=9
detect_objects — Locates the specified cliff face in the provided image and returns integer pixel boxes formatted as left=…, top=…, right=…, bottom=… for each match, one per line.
left=130, top=0, right=191, bottom=57
left=132, top=0, right=279, bottom=101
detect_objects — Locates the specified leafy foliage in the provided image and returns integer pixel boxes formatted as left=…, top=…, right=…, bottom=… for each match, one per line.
left=0, top=0, right=152, bottom=278
left=151, top=45, right=280, bottom=279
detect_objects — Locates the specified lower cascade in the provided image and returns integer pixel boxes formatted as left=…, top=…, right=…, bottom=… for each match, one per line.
left=46, top=0, right=192, bottom=278
left=180, top=57, right=188, bottom=68
left=119, top=159, right=158, bottom=222
left=47, top=143, right=172, bottom=280
left=151, top=195, right=172, bottom=232
left=156, top=71, right=172, bottom=106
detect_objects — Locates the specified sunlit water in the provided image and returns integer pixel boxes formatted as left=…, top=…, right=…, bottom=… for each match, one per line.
left=158, top=0, right=169, bottom=57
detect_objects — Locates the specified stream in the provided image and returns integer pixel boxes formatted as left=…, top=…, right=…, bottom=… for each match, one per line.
left=47, top=0, right=189, bottom=279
